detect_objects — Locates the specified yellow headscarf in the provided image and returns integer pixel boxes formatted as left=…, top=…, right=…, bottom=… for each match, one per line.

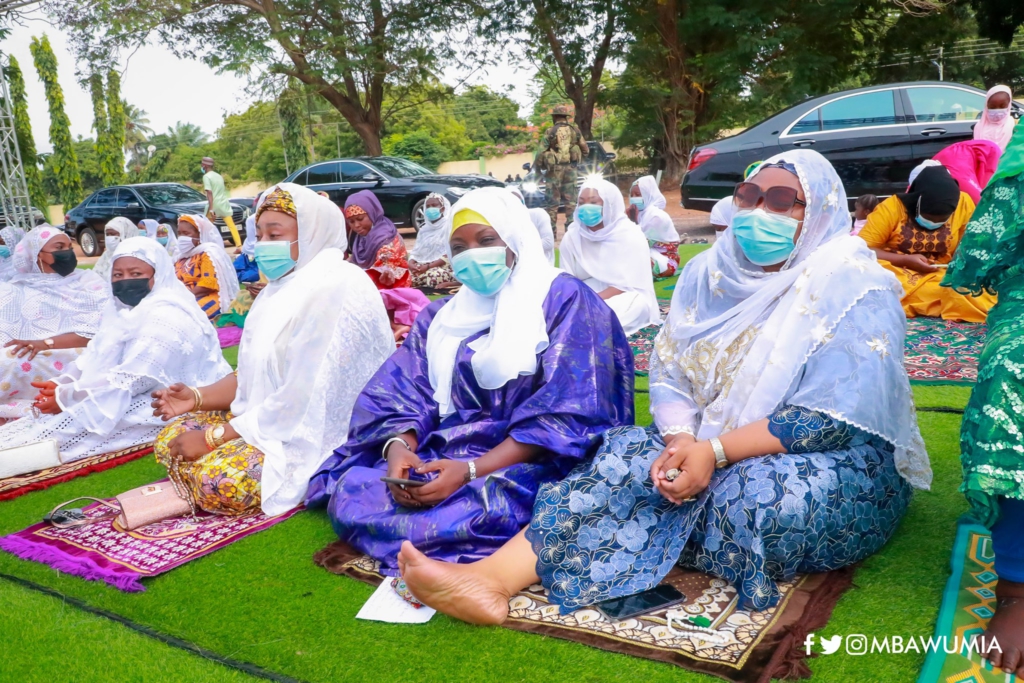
left=451, top=208, right=490, bottom=236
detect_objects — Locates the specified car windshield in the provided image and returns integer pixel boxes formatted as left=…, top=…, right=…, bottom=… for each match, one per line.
left=366, top=157, right=433, bottom=178
left=134, top=184, right=205, bottom=205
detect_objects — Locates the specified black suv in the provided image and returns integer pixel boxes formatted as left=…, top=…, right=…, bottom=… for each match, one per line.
left=681, top=81, right=1024, bottom=211
left=64, top=183, right=250, bottom=256
left=283, top=156, right=505, bottom=230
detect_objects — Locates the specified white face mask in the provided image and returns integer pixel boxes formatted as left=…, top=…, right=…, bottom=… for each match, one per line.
left=177, top=235, right=197, bottom=254
left=105, top=235, right=120, bottom=252
left=987, top=108, right=1010, bottom=123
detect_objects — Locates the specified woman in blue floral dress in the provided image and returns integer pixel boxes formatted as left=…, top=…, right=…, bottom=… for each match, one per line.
left=397, top=150, right=932, bottom=625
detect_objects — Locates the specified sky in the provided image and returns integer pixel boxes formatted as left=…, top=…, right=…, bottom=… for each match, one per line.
left=2, top=12, right=536, bottom=156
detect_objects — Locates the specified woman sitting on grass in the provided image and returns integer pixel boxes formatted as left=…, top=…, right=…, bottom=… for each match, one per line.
left=0, top=226, right=26, bottom=282
left=173, top=214, right=238, bottom=321
left=628, top=175, right=680, bottom=279
left=408, top=193, right=458, bottom=291
left=345, top=190, right=410, bottom=290
left=93, top=217, right=141, bottom=283
left=0, top=226, right=106, bottom=421
left=307, top=187, right=634, bottom=573
left=151, top=184, right=394, bottom=516
left=398, top=150, right=931, bottom=625
left=558, top=178, right=661, bottom=335
left=0, top=237, right=228, bottom=461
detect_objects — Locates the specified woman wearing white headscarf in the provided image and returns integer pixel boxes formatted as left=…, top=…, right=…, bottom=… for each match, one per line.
left=0, top=226, right=107, bottom=421
left=173, top=214, right=239, bottom=320
left=0, top=237, right=229, bottom=461
left=93, top=217, right=142, bottom=283
left=509, top=187, right=555, bottom=265
left=407, top=193, right=457, bottom=290
left=0, top=226, right=25, bottom=282
left=150, top=184, right=394, bottom=516
left=974, top=85, right=1017, bottom=152
left=138, top=219, right=178, bottom=262
left=559, top=178, right=661, bottom=335
left=629, top=175, right=680, bottom=279
left=307, top=187, right=634, bottom=574
left=396, top=150, right=932, bottom=627
left=709, top=196, right=734, bottom=231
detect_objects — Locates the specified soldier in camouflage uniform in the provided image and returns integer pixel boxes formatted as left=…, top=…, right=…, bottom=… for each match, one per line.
left=535, top=104, right=589, bottom=233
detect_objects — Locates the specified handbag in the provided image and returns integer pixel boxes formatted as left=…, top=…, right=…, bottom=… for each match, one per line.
left=44, top=480, right=194, bottom=531
left=0, top=438, right=61, bottom=479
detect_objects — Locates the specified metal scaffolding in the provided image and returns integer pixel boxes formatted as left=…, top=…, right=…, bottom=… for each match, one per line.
left=0, top=51, right=34, bottom=230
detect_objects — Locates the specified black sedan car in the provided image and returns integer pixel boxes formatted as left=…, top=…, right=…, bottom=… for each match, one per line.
left=64, top=183, right=250, bottom=256
left=681, top=81, right=1024, bottom=212
left=283, top=156, right=505, bottom=230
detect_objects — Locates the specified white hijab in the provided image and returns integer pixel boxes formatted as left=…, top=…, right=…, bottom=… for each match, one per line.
left=94, top=217, right=142, bottom=283
left=560, top=178, right=661, bottom=328
left=509, top=187, right=555, bottom=265
left=0, top=225, right=108, bottom=343
left=710, top=196, right=735, bottom=228
left=140, top=218, right=180, bottom=261
left=426, top=187, right=562, bottom=417
left=633, top=176, right=678, bottom=243
left=231, top=183, right=393, bottom=515
left=57, top=237, right=231, bottom=433
left=177, top=214, right=239, bottom=312
left=656, top=149, right=930, bottom=489
left=408, top=193, right=452, bottom=264
left=0, top=226, right=26, bottom=282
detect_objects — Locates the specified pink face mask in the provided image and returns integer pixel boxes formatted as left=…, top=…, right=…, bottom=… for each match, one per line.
left=987, top=108, right=1010, bottom=123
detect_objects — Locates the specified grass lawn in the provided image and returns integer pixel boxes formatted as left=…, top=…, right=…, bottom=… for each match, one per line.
left=1, top=243, right=971, bottom=682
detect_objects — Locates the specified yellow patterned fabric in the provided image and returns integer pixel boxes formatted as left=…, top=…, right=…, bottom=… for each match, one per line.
left=154, top=412, right=264, bottom=516
left=256, top=188, right=297, bottom=221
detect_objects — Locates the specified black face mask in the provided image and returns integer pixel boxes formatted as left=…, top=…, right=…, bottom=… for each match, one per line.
left=111, top=278, right=152, bottom=307
left=47, top=249, right=78, bottom=277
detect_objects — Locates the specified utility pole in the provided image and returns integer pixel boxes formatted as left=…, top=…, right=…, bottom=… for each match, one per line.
left=0, top=53, right=34, bottom=230
left=931, top=46, right=944, bottom=81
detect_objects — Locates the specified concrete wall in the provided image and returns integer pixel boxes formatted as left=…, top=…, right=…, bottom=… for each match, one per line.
left=437, top=152, right=535, bottom=180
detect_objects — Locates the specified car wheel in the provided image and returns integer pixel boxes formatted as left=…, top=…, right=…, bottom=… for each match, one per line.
left=411, top=198, right=427, bottom=233
left=79, top=227, right=100, bottom=257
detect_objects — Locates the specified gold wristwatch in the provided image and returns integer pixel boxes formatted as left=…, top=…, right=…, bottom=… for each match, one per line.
left=44, top=338, right=55, bottom=348
left=205, top=425, right=228, bottom=450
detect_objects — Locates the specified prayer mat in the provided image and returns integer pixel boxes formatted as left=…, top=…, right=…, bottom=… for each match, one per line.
left=0, top=487, right=301, bottom=592
left=904, top=318, right=985, bottom=385
left=630, top=299, right=672, bottom=376
left=917, top=522, right=1004, bottom=683
left=314, top=541, right=855, bottom=683
left=0, top=444, right=153, bottom=503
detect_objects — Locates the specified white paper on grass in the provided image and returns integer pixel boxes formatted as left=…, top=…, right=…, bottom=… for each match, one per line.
left=356, top=580, right=436, bottom=624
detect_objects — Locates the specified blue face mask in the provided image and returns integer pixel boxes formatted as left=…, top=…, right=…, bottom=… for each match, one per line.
left=451, top=246, right=512, bottom=297
left=156, top=236, right=169, bottom=246
left=0, top=246, right=10, bottom=259
left=577, top=204, right=603, bottom=228
left=915, top=214, right=947, bottom=231
left=255, top=240, right=297, bottom=281
left=731, top=209, right=800, bottom=266
left=629, top=196, right=645, bottom=211
left=424, top=207, right=442, bottom=222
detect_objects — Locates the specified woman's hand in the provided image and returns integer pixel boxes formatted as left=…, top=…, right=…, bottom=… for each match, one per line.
left=386, top=443, right=424, bottom=508
left=246, top=282, right=266, bottom=298
left=899, top=253, right=939, bottom=274
left=151, top=383, right=196, bottom=421
left=31, top=381, right=61, bottom=415
left=5, top=339, right=45, bottom=360
left=166, top=430, right=212, bottom=462
left=408, top=261, right=427, bottom=276
left=408, top=459, right=471, bottom=506
left=653, top=438, right=715, bottom=504
left=626, top=204, right=639, bottom=223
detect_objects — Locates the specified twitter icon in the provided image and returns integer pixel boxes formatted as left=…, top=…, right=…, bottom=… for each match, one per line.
left=804, top=633, right=843, bottom=655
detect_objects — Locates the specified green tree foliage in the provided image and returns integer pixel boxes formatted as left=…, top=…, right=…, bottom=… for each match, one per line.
left=30, top=34, right=82, bottom=208
left=105, top=70, right=126, bottom=183
left=89, top=72, right=119, bottom=186
left=51, top=0, right=477, bottom=156
left=382, top=131, right=448, bottom=170
left=278, top=84, right=310, bottom=176
left=164, top=122, right=209, bottom=148
left=124, top=102, right=153, bottom=170
left=3, top=56, right=47, bottom=209
left=450, top=86, right=530, bottom=147
left=41, top=138, right=105, bottom=199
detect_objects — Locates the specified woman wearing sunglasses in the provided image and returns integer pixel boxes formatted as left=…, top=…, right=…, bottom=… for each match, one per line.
left=396, top=150, right=930, bottom=626
left=858, top=164, right=995, bottom=322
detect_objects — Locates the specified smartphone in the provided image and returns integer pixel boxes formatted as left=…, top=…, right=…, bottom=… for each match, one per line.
left=596, top=585, right=685, bottom=620
left=380, top=476, right=428, bottom=488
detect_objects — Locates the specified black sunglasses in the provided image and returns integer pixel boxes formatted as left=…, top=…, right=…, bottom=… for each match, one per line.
left=733, top=182, right=806, bottom=214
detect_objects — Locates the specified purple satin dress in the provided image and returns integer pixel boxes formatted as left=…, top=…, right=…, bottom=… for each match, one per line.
left=307, top=273, right=634, bottom=574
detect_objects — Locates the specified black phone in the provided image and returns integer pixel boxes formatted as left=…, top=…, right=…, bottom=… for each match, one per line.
left=380, top=476, right=428, bottom=488
left=596, top=585, right=685, bottom=620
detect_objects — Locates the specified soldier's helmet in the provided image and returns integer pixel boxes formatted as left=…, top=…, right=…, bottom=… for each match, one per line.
left=551, top=104, right=573, bottom=119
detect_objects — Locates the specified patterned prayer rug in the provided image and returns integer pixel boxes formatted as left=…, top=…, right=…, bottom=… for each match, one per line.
left=314, top=541, right=855, bottom=683
left=904, top=318, right=985, bottom=385
left=917, top=522, right=1005, bottom=683
left=629, top=299, right=672, bottom=376
left=0, top=444, right=153, bottom=503
left=0, top=489, right=301, bottom=592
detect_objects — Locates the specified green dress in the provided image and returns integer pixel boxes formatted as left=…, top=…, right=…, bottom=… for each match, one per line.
left=942, top=125, right=1024, bottom=527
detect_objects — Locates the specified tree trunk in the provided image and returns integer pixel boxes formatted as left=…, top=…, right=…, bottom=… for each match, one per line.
left=351, top=120, right=383, bottom=156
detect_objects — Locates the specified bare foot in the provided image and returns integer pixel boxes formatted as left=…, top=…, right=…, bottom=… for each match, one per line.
left=398, top=540, right=511, bottom=625
left=982, top=580, right=1024, bottom=676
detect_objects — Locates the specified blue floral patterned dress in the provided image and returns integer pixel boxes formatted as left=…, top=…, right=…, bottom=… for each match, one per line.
left=526, top=406, right=913, bottom=613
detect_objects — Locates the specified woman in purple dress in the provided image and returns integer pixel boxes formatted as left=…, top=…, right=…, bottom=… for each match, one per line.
left=307, top=187, right=634, bottom=573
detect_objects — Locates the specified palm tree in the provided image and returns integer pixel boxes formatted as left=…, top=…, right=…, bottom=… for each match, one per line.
left=166, top=121, right=208, bottom=148
left=123, top=101, right=153, bottom=167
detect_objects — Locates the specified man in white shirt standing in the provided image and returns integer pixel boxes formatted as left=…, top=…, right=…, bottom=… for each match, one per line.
left=201, top=156, right=241, bottom=247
